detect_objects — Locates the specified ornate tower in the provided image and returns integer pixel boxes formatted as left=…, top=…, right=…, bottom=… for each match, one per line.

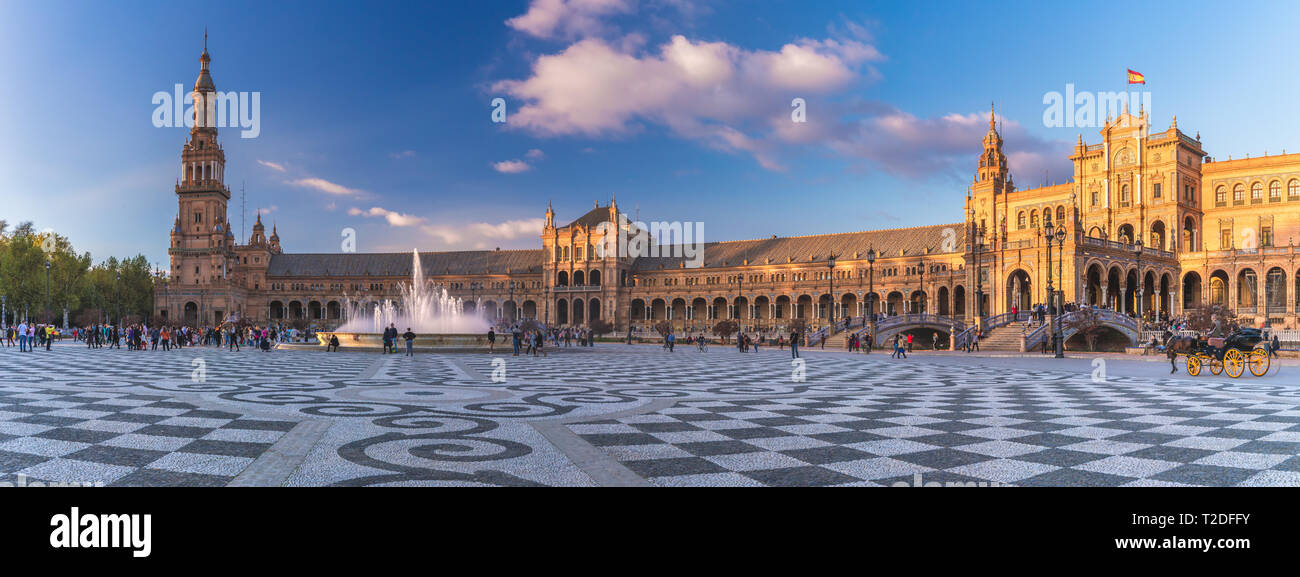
left=166, top=34, right=236, bottom=325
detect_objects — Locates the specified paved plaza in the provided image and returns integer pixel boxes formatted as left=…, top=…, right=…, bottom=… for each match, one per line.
left=1, top=344, right=1299, bottom=486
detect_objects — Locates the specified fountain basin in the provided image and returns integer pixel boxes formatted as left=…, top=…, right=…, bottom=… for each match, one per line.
left=310, top=331, right=491, bottom=351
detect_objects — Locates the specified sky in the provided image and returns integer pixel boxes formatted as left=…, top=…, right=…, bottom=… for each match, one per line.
left=2, top=0, right=1299, bottom=269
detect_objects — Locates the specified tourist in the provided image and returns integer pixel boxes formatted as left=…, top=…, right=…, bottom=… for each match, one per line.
left=487, top=327, right=496, bottom=353
left=532, top=330, right=545, bottom=357
left=327, top=334, right=340, bottom=352
left=789, top=329, right=799, bottom=359
left=511, top=324, right=522, bottom=356
left=403, top=328, right=416, bottom=356
left=665, top=331, right=675, bottom=352
left=17, top=321, right=27, bottom=352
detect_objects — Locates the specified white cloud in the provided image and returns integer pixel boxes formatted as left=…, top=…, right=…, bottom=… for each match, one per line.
left=493, top=160, right=533, bottom=174
left=390, top=150, right=417, bottom=159
left=288, top=177, right=363, bottom=197
left=493, top=32, right=880, bottom=170
left=348, top=206, right=426, bottom=227
left=506, top=0, right=634, bottom=40
left=256, top=160, right=286, bottom=172
left=525, top=148, right=546, bottom=160
left=420, top=218, right=546, bottom=249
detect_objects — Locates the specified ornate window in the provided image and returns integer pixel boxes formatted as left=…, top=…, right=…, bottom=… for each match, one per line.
left=1270, top=180, right=1282, bottom=200
left=1251, top=182, right=1263, bottom=202
left=1290, top=179, right=1299, bottom=199
left=1233, top=183, right=1245, bottom=202
left=1017, top=211, right=1026, bottom=229
left=1215, top=186, right=1227, bottom=205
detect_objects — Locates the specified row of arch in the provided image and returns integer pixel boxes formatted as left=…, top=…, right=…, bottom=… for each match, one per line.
left=556, top=269, right=600, bottom=287
left=555, top=298, right=601, bottom=325
left=1215, top=179, right=1300, bottom=205
left=629, top=289, right=971, bottom=323
left=1182, top=267, right=1300, bottom=314
left=1083, top=217, right=1199, bottom=252
left=262, top=299, right=540, bottom=323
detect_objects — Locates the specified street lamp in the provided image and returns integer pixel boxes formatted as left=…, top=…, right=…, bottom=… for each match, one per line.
left=866, top=248, right=877, bottom=346
left=44, top=260, right=51, bottom=326
left=826, top=253, right=836, bottom=329
left=1054, top=224, right=1067, bottom=358
left=1134, top=238, right=1144, bottom=319
left=973, top=222, right=987, bottom=326
left=915, top=260, right=925, bottom=316
left=115, top=271, right=121, bottom=327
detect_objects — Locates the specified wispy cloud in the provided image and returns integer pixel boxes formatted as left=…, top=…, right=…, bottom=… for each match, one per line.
left=348, top=206, right=426, bottom=227
left=421, top=218, right=546, bottom=249
left=389, top=150, right=417, bottom=160
left=506, top=0, right=635, bottom=40
left=525, top=148, right=546, bottom=160
left=289, top=177, right=364, bottom=197
left=256, top=160, right=287, bottom=172
left=492, top=159, right=533, bottom=174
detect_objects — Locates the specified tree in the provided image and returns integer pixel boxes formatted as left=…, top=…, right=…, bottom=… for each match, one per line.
left=712, top=320, right=738, bottom=343
left=1062, top=308, right=1107, bottom=352
left=653, top=320, right=673, bottom=337
left=1184, top=304, right=1237, bottom=336
left=589, top=318, right=613, bottom=336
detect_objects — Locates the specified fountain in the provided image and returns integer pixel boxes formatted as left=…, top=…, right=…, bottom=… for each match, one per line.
left=312, top=249, right=494, bottom=351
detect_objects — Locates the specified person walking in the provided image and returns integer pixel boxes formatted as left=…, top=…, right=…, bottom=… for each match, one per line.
left=16, top=321, right=27, bottom=352
left=487, top=327, right=496, bottom=353
left=511, top=325, right=522, bottom=356
left=790, top=329, right=800, bottom=359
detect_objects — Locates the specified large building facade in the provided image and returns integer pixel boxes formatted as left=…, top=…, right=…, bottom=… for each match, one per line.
left=155, top=47, right=1300, bottom=335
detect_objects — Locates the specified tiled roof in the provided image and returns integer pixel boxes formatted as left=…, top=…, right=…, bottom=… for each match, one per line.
left=266, top=250, right=545, bottom=277
left=630, top=223, right=966, bottom=271
left=564, top=205, right=612, bottom=229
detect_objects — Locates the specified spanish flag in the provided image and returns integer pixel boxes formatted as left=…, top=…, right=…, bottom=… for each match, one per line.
left=1127, top=69, right=1146, bottom=84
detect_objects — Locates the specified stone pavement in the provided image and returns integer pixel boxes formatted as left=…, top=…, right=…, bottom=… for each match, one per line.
left=1, top=343, right=1298, bottom=486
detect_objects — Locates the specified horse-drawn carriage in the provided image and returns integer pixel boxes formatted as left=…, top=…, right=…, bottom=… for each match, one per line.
left=1174, top=328, right=1271, bottom=378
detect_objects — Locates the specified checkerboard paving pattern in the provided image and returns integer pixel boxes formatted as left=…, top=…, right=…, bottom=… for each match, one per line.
left=569, top=385, right=1300, bottom=487
left=0, top=386, right=299, bottom=486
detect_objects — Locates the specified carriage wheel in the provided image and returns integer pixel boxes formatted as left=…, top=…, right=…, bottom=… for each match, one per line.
left=1249, top=346, right=1271, bottom=377
left=1224, top=349, right=1245, bottom=378
left=1208, top=355, right=1223, bottom=376
left=1186, top=355, right=1202, bottom=376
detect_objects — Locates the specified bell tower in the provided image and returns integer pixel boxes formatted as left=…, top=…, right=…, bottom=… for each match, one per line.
left=171, top=33, right=232, bottom=286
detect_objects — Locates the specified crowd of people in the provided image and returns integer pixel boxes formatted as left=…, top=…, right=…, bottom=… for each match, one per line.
left=1, top=320, right=311, bottom=353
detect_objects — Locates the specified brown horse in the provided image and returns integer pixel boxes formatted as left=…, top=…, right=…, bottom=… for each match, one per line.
left=1164, top=336, right=1199, bottom=373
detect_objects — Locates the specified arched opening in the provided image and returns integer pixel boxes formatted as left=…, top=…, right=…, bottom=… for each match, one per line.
left=734, top=296, right=749, bottom=321
left=573, top=270, right=585, bottom=286
left=1182, top=272, right=1202, bottom=310
left=651, top=298, right=667, bottom=322
left=840, top=293, right=857, bottom=321
left=308, top=301, right=322, bottom=320
left=463, top=300, right=477, bottom=314
left=1209, top=270, right=1229, bottom=307
left=937, top=286, right=950, bottom=316
left=589, top=298, right=601, bottom=321
left=184, top=302, right=199, bottom=325
left=503, top=300, right=518, bottom=323
left=712, top=297, right=728, bottom=321
left=1085, top=264, right=1104, bottom=305
left=1237, top=268, right=1258, bottom=312
left=572, top=298, right=584, bottom=325
left=774, top=296, right=790, bottom=320
left=1150, top=220, right=1166, bottom=251
left=691, top=298, right=708, bottom=325
left=886, top=291, right=903, bottom=316
left=952, top=285, right=966, bottom=318
left=630, top=299, right=646, bottom=322
left=326, top=301, right=341, bottom=320
left=483, top=300, right=498, bottom=320
left=909, top=290, right=927, bottom=314
left=521, top=300, right=536, bottom=320
left=1106, top=267, right=1122, bottom=310
left=1117, top=224, right=1135, bottom=244
left=1182, top=216, right=1197, bottom=252
left=589, top=270, right=601, bottom=286
left=557, top=271, right=569, bottom=287
left=670, top=298, right=686, bottom=324
left=289, top=301, right=304, bottom=320
left=754, top=296, right=771, bottom=324
left=795, top=295, right=812, bottom=319
left=817, top=294, right=830, bottom=320
left=269, top=301, right=284, bottom=320
left=1006, top=269, right=1032, bottom=312
left=1265, top=267, right=1286, bottom=317
left=556, top=299, right=569, bottom=325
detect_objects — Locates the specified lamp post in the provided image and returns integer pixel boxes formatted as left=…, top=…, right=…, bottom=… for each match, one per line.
left=1134, top=238, right=1144, bottom=320
left=508, top=281, right=516, bottom=324
left=915, top=260, right=924, bottom=316
left=1043, top=214, right=1055, bottom=357
left=866, top=248, right=876, bottom=346
left=973, top=222, right=987, bottom=328
left=826, top=253, right=836, bottom=330
left=115, top=272, right=121, bottom=327
left=44, top=260, right=51, bottom=326
left=736, top=272, right=744, bottom=331
left=1054, top=224, right=1067, bottom=358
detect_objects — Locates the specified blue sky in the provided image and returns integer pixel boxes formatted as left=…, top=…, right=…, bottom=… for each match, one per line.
left=2, top=0, right=1298, bottom=268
